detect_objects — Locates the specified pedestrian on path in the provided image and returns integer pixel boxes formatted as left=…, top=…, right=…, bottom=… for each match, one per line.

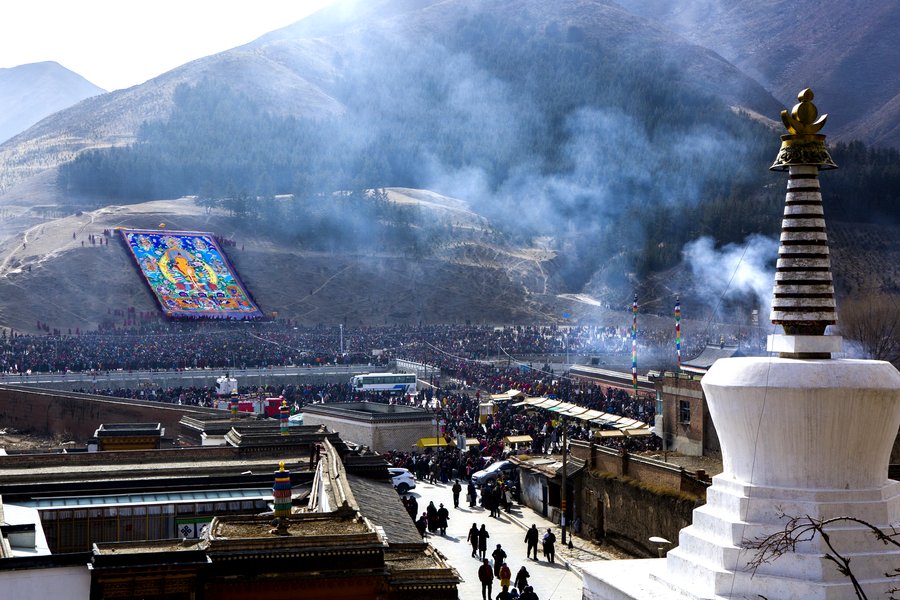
left=542, top=528, right=556, bottom=564
left=452, top=479, right=462, bottom=508
left=478, top=524, right=490, bottom=560
left=525, top=524, right=539, bottom=560
left=499, top=561, right=511, bottom=589
left=478, top=559, right=494, bottom=600
left=514, top=565, right=530, bottom=592
left=491, top=544, right=507, bottom=578
left=468, top=480, right=477, bottom=507
left=427, top=501, right=438, bottom=533
left=468, top=523, right=480, bottom=557
left=437, top=503, right=449, bottom=535
left=520, top=585, right=539, bottom=600
left=416, top=513, right=427, bottom=538
left=496, top=587, right=514, bottom=600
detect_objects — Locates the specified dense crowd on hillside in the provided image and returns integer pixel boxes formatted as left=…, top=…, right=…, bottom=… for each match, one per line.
left=0, top=321, right=744, bottom=374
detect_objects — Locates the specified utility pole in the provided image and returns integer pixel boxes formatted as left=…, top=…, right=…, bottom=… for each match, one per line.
left=339, top=323, right=344, bottom=355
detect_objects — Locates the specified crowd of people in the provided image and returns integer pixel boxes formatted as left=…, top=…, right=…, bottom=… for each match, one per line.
left=0, top=321, right=748, bottom=375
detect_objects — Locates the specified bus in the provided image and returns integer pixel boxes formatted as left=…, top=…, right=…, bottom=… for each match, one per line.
left=350, top=373, right=417, bottom=394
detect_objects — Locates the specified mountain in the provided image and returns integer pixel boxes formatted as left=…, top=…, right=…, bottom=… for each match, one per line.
left=0, top=0, right=896, bottom=334
left=610, top=0, right=900, bottom=148
left=0, top=0, right=780, bottom=196
left=0, top=61, right=105, bottom=144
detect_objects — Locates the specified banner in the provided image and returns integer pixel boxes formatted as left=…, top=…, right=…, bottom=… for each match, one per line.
left=120, top=228, right=263, bottom=319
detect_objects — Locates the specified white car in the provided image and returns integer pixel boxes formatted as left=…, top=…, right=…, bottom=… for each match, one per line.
left=389, top=467, right=416, bottom=494
left=470, top=460, right=516, bottom=486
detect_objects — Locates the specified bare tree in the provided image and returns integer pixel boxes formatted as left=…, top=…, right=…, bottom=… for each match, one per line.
left=746, top=513, right=900, bottom=600
left=838, top=293, right=900, bottom=368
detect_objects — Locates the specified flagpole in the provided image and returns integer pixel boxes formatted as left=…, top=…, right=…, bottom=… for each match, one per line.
left=675, top=294, right=682, bottom=372
left=631, top=294, right=638, bottom=399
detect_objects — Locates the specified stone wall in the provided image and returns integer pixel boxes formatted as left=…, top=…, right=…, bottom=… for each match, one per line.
left=568, top=440, right=707, bottom=556
left=578, top=469, right=700, bottom=557
left=0, top=385, right=222, bottom=443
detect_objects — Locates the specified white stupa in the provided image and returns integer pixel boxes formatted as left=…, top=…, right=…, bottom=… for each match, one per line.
left=582, top=89, right=900, bottom=599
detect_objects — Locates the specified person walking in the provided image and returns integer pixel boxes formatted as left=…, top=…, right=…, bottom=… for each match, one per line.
left=478, top=524, right=490, bottom=560
left=542, top=528, right=556, bottom=564
left=436, top=503, right=449, bottom=535
left=468, top=480, right=477, bottom=508
left=498, top=561, right=511, bottom=589
left=478, top=559, right=494, bottom=600
left=514, top=564, right=530, bottom=593
left=519, top=585, right=539, bottom=600
left=491, top=544, right=507, bottom=578
left=415, top=513, right=427, bottom=538
left=452, top=479, right=462, bottom=508
left=524, top=524, right=539, bottom=560
left=468, top=523, right=480, bottom=557
left=426, top=501, right=438, bottom=533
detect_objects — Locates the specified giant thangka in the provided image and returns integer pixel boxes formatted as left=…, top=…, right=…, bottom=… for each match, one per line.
left=120, top=229, right=262, bottom=319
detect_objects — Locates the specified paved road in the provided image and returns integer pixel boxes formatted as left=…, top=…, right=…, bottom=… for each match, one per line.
left=410, top=479, right=585, bottom=600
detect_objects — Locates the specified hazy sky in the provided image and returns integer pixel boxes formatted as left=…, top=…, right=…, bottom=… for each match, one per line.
left=0, top=0, right=337, bottom=91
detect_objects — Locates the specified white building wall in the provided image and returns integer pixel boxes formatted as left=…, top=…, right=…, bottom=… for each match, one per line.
left=0, top=565, right=90, bottom=600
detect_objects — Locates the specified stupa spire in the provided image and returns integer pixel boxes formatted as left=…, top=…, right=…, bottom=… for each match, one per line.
left=768, top=89, right=838, bottom=351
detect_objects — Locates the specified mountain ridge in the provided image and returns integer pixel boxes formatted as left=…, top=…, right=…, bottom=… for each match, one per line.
left=0, top=61, right=105, bottom=144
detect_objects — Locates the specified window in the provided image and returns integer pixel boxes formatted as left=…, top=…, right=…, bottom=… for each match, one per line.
left=678, top=400, right=691, bottom=424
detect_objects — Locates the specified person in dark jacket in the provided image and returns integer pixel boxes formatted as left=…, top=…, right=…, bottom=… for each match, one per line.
left=491, top=544, right=507, bottom=578
left=436, top=503, right=450, bottom=535
left=478, top=524, right=490, bottom=560
left=452, top=479, right=462, bottom=508
left=542, top=528, right=556, bottom=564
left=478, top=559, right=494, bottom=600
left=524, top=524, right=539, bottom=560
left=519, top=585, right=539, bottom=600
left=468, top=480, right=477, bottom=507
left=514, top=565, right=530, bottom=593
left=415, top=513, right=427, bottom=538
left=467, top=523, right=480, bottom=557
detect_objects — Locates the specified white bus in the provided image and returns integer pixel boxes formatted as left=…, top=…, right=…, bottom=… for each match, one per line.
left=350, top=372, right=417, bottom=394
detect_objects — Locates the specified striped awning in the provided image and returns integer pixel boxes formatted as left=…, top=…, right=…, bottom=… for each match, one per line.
left=514, top=397, right=651, bottom=434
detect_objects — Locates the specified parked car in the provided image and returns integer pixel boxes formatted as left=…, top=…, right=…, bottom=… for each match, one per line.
left=471, top=460, right=517, bottom=486
left=389, top=467, right=416, bottom=494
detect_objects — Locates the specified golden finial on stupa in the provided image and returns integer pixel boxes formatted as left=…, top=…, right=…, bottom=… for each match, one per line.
left=770, top=88, right=837, bottom=171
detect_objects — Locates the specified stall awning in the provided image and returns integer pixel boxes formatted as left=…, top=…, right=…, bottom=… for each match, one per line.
left=531, top=398, right=562, bottom=409
left=593, top=427, right=652, bottom=438
left=416, top=437, right=451, bottom=448
left=491, top=389, right=525, bottom=401
left=515, top=397, right=652, bottom=434
left=503, top=435, right=533, bottom=445
left=460, top=438, right=481, bottom=447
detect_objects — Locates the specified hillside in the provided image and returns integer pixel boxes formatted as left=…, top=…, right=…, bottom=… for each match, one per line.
left=0, top=191, right=570, bottom=332
left=0, top=61, right=104, bottom=144
left=612, top=0, right=900, bottom=148
left=0, top=188, right=895, bottom=335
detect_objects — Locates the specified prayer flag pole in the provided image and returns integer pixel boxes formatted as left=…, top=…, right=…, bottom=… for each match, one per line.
left=631, top=294, right=638, bottom=399
left=675, top=294, right=682, bottom=371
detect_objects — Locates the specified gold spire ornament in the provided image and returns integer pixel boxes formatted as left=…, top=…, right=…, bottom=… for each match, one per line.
left=769, top=88, right=838, bottom=345
left=770, top=88, right=837, bottom=171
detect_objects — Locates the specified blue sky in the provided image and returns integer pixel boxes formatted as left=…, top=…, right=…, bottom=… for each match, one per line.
left=0, top=0, right=336, bottom=91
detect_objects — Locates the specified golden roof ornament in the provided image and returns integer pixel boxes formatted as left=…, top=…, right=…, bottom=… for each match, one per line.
left=768, top=87, right=839, bottom=351
left=770, top=88, right=837, bottom=171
